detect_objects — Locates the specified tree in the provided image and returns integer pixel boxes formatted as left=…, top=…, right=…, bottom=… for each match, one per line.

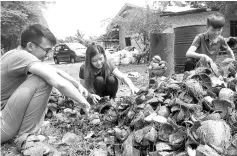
left=1, top=1, right=49, bottom=51
left=73, top=30, right=85, bottom=45
left=62, top=30, right=96, bottom=47
left=64, top=36, right=75, bottom=43
left=106, top=2, right=170, bottom=45
left=187, top=1, right=237, bottom=16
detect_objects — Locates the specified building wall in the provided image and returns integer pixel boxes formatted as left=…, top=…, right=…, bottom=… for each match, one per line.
left=118, top=10, right=235, bottom=51
left=224, top=14, right=237, bottom=37
left=119, top=25, right=126, bottom=49
left=130, top=37, right=144, bottom=51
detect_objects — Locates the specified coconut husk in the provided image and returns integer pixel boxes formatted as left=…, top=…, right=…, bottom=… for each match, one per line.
left=212, top=99, right=234, bottom=118
left=219, top=88, right=237, bottom=105
left=184, top=79, right=206, bottom=100
left=211, top=86, right=223, bottom=96
left=196, top=144, right=221, bottom=156
left=227, top=78, right=237, bottom=92
left=155, top=142, right=172, bottom=151
left=202, top=113, right=221, bottom=121
left=144, top=127, right=157, bottom=142
left=210, top=76, right=225, bottom=87
left=196, top=120, right=231, bottom=151
left=232, top=133, right=237, bottom=148
left=227, top=145, right=237, bottom=156
left=158, top=124, right=175, bottom=142
left=201, top=96, right=214, bottom=112
left=173, top=98, right=201, bottom=112
left=196, top=58, right=210, bottom=68
left=122, top=133, right=140, bottom=156
left=168, top=131, right=186, bottom=149
left=190, top=73, right=212, bottom=89
left=195, top=67, right=212, bottom=75
left=156, top=105, right=170, bottom=118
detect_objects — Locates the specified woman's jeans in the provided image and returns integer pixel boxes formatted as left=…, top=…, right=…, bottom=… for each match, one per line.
left=93, top=75, right=118, bottom=98
left=1, top=75, right=52, bottom=143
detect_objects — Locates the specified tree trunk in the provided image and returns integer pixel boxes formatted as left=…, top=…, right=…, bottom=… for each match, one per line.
left=150, top=33, right=175, bottom=77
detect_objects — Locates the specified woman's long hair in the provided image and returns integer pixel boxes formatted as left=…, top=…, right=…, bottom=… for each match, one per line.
left=84, top=44, right=111, bottom=91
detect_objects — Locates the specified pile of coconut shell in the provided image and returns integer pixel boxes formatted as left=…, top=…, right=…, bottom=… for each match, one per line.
left=45, top=59, right=237, bottom=156
left=94, top=59, right=237, bottom=156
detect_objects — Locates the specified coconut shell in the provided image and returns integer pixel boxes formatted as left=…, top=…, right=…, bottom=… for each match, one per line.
left=153, top=55, right=161, bottom=62
left=155, top=142, right=172, bottom=151
left=202, top=113, right=221, bottom=121
left=144, top=127, right=157, bottom=142
left=196, top=144, right=221, bottom=156
left=227, top=79, right=237, bottom=91
left=169, top=132, right=185, bottom=149
left=122, top=133, right=141, bottom=156
left=191, top=73, right=212, bottom=89
left=156, top=105, right=170, bottom=118
left=135, top=94, right=147, bottom=104
left=195, top=67, right=212, bottom=75
left=202, top=96, right=214, bottom=111
left=227, top=145, right=237, bottom=156
left=212, top=99, right=234, bottom=118
left=99, top=104, right=112, bottom=114
left=184, top=79, right=205, bottom=99
left=229, top=64, right=237, bottom=76
left=219, top=88, right=236, bottom=104
left=232, top=133, right=237, bottom=148
left=158, top=124, right=175, bottom=141
left=152, top=58, right=160, bottom=63
left=212, top=86, right=222, bottom=96
left=196, top=120, right=231, bottom=150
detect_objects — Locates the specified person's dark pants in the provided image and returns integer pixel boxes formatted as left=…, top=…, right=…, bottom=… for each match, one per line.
left=184, top=58, right=198, bottom=71
left=94, top=75, right=118, bottom=99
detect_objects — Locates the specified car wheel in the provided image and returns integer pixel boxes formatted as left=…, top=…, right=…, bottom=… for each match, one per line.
left=54, top=58, right=59, bottom=64
left=70, top=57, right=75, bottom=63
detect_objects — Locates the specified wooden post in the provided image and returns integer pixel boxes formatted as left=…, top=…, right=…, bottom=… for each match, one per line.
left=150, top=33, right=174, bottom=78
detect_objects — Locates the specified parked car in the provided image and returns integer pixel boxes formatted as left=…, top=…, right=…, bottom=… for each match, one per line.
left=53, top=43, right=86, bottom=64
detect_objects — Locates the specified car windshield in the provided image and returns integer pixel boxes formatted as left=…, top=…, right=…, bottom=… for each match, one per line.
left=66, top=43, right=86, bottom=50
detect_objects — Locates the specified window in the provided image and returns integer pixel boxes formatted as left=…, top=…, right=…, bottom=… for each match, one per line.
left=125, top=37, right=131, bottom=46
left=230, top=20, right=237, bottom=37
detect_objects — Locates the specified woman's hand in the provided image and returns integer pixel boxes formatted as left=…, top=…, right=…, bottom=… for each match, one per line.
left=90, top=94, right=101, bottom=104
left=130, top=86, right=139, bottom=95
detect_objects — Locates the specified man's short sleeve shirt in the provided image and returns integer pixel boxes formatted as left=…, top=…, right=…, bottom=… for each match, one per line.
left=1, top=47, right=40, bottom=109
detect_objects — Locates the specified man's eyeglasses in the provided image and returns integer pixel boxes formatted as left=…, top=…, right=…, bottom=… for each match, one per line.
left=32, top=42, right=52, bottom=55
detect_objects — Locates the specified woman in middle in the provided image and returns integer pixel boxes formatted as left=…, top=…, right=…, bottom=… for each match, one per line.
left=79, top=44, right=139, bottom=104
